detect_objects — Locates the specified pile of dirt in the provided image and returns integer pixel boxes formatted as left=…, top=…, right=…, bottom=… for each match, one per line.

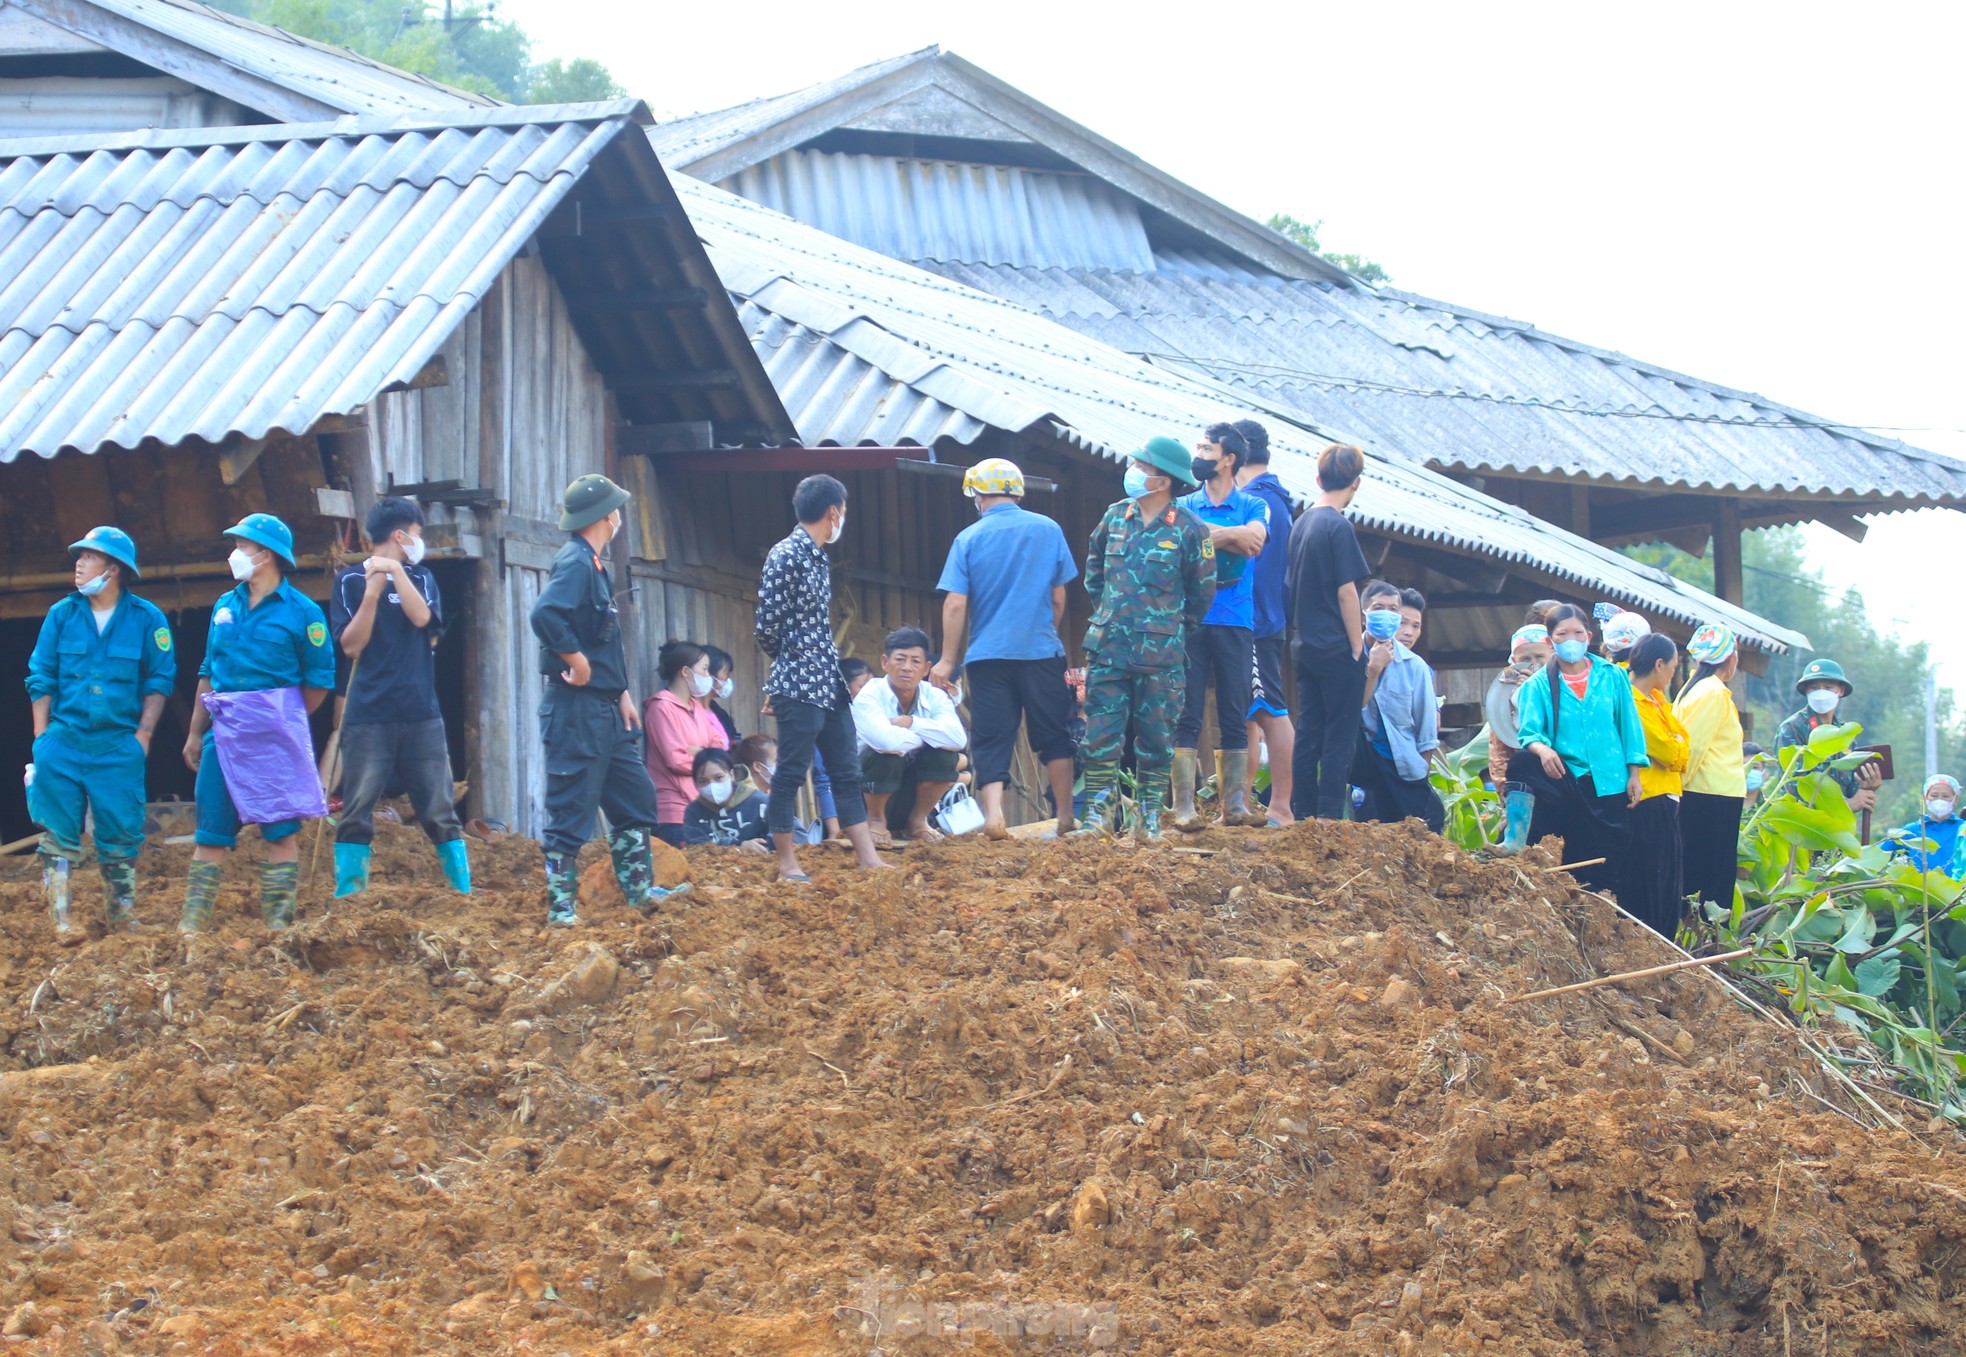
left=1, top=817, right=1964, bottom=1355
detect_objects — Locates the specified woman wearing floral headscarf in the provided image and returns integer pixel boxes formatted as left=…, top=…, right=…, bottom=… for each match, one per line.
left=1677, top=624, right=1746, bottom=911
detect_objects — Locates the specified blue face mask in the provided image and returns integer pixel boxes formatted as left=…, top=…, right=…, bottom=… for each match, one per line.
left=77, top=571, right=109, bottom=597
left=1745, top=767, right=1766, bottom=793
left=1123, top=465, right=1155, bottom=499
left=1364, top=609, right=1401, bottom=641
left=1554, top=639, right=1590, bottom=665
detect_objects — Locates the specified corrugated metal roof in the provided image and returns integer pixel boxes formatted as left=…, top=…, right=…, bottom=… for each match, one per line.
left=0, top=102, right=659, bottom=459
left=720, top=150, right=1154, bottom=273
left=679, top=175, right=1806, bottom=652
left=10, top=0, right=493, bottom=116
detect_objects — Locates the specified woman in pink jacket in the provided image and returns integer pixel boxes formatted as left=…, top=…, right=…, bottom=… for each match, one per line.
left=644, top=640, right=729, bottom=845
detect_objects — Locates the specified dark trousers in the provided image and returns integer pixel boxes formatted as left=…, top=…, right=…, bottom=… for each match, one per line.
left=1291, top=644, right=1366, bottom=820
left=1352, top=740, right=1445, bottom=832
left=769, top=689, right=867, bottom=835
left=336, top=717, right=463, bottom=848
left=1175, top=624, right=1254, bottom=751
left=967, top=656, right=1075, bottom=790
left=539, top=687, right=660, bottom=857
left=1680, top=791, right=1745, bottom=910
left=862, top=747, right=962, bottom=833
left=1504, top=749, right=1631, bottom=897
left=1626, top=794, right=1686, bottom=938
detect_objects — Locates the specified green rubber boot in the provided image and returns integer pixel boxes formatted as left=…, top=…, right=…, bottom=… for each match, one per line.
left=1497, top=786, right=1535, bottom=856
left=99, top=858, right=138, bottom=931
left=1135, top=778, right=1168, bottom=844
left=545, top=852, right=579, bottom=927
left=1068, top=764, right=1118, bottom=839
left=180, top=860, right=221, bottom=935
left=40, top=853, right=73, bottom=937
left=437, top=838, right=472, bottom=894
left=260, top=861, right=299, bottom=931
left=333, top=842, right=370, bottom=899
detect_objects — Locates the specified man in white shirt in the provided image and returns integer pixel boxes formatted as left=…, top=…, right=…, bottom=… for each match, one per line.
left=853, top=626, right=967, bottom=844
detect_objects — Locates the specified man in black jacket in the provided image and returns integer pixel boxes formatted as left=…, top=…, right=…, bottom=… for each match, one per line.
left=529, top=474, right=666, bottom=926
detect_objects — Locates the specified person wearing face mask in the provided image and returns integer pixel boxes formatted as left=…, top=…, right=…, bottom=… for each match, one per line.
left=1075, top=436, right=1216, bottom=841
left=1774, top=658, right=1882, bottom=813
left=328, top=496, right=468, bottom=899
left=24, top=527, right=176, bottom=938
left=1507, top=604, right=1649, bottom=898
left=1625, top=633, right=1691, bottom=937
left=931, top=458, right=1080, bottom=841
left=1886, top=775, right=1966, bottom=878
left=1352, top=584, right=1443, bottom=831
left=179, top=514, right=335, bottom=935
left=643, top=640, right=731, bottom=847
left=1601, top=610, right=1651, bottom=669
left=1285, top=444, right=1371, bottom=821
left=1170, top=423, right=1270, bottom=831
left=1676, top=624, right=1749, bottom=911
left=529, top=475, right=668, bottom=926
left=701, top=645, right=742, bottom=744
left=682, top=748, right=770, bottom=853
left=755, top=475, right=890, bottom=884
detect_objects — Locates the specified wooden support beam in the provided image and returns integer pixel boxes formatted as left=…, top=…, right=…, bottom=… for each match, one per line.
left=378, top=355, right=448, bottom=395
left=560, top=286, right=709, bottom=311
left=639, top=446, right=935, bottom=474
left=1712, top=501, right=1743, bottom=606
left=1816, top=509, right=1870, bottom=543
left=895, top=459, right=1058, bottom=493
left=216, top=436, right=269, bottom=487
left=617, top=420, right=715, bottom=455
left=538, top=201, right=669, bottom=237
left=609, top=368, right=742, bottom=393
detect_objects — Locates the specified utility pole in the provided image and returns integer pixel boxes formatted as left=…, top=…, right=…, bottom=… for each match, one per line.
left=1925, top=671, right=1940, bottom=786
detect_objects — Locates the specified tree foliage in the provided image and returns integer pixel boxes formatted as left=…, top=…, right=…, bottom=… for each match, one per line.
left=208, top=0, right=620, bottom=104
left=1623, top=526, right=1963, bottom=827
left=1266, top=213, right=1390, bottom=285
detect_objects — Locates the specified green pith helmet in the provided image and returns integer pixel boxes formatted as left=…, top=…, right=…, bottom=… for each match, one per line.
left=1133, top=435, right=1200, bottom=489
left=1794, top=657, right=1853, bottom=697
left=559, top=474, right=631, bottom=531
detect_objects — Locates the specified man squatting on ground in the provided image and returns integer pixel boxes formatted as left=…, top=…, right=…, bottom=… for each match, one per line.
left=328, top=495, right=471, bottom=899
left=25, top=527, right=175, bottom=937
left=931, top=458, right=1080, bottom=839
left=854, top=626, right=968, bottom=845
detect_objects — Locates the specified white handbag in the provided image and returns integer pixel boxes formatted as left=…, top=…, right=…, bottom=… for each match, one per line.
left=934, top=784, right=986, bottom=836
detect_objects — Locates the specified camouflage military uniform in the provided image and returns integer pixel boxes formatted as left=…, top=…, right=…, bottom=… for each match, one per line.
left=1774, top=709, right=1861, bottom=797
left=1078, top=497, right=1216, bottom=835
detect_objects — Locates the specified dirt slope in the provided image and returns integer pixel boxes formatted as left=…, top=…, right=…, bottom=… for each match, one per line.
left=0, top=819, right=1962, bottom=1355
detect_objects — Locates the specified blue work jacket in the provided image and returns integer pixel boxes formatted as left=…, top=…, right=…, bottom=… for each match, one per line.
left=199, top=580, right=336, bottom=694
left=26, top=592, right=176, bottom=748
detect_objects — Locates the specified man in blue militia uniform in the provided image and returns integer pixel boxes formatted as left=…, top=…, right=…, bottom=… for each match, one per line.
left=179, top=514, right=335, bottom=935
left=529, top=474, right=667, bottom=927
left=1075, top=436, right=1216, bottom=841
left=25, top=527, right=175, bottom=938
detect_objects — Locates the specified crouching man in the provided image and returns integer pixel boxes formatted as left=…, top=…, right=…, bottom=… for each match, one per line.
left=853, top=627, right=967, bottom=844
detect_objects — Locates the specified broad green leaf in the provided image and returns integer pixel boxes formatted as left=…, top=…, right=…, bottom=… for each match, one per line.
left=1825, top=954, right=1859, bottom=991
left=1761, top=804, right=1862, bottom=854
left=1854, top=955, right=1902, bottom=997
left=1834, top=909, right=1877, bottom=953
left=1806, top=723, right=1861, bottom=757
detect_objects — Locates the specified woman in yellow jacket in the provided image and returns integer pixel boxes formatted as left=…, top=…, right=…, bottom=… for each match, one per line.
left=1626, top=633, right=1690, bottom=937
left=1676, top=625, right=1746, bottom=912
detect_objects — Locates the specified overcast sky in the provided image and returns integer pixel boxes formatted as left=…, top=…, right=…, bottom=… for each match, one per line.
left=505, top=0, right=1965, bottom=679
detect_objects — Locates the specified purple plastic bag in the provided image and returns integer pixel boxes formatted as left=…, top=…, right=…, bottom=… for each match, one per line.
left=202, top=687, right=328, bottom=824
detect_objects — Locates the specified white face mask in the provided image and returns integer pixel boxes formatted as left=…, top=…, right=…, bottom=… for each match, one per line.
left=756, top=763, right=776, bottom=786
left=827, top=509, right=846, bottom=545
left=703, top=778, right=733, bottom=805
left=1806, top=689, right=1840, bottom=716
left=1928, top=798, right=1956, bottom=821
left=400, top=532, right=426, bottom=566
left=227, top=546, right=259, bottom=581
left=715, top=676, right=734, bottom=700
left=689, top=670, right=714, bottom=698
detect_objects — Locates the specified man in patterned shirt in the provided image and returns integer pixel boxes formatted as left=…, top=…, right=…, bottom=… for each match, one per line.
left=755, top=475, right=890, bottom=884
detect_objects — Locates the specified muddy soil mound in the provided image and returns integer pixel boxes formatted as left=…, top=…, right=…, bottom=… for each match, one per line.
left=0, top=820, right=1962, bottom=1355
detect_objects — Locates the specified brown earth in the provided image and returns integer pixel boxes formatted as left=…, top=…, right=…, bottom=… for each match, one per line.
left=0, top=816, right=1963, bottom=1355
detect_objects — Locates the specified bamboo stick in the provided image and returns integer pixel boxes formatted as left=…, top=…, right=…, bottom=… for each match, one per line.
left=1505, top=948, right=1753, bottom=1004
left=1553, top=857, right=1606, bottom=872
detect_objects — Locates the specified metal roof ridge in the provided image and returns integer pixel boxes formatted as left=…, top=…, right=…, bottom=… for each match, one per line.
left=0, top=101, right=649, bottom=159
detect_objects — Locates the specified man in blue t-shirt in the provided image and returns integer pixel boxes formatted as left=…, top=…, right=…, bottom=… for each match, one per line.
left=1233, top=421, right=1298, bottom=825
left=1172, top=423, right=1270, bottom=829
left=930, top=458, right=1079, bottom=839
left=328, top=496, right=469, bottom=900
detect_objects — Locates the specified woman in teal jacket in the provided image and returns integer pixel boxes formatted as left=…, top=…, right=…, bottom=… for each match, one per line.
left=1507, top=604, right=1648, bottom=898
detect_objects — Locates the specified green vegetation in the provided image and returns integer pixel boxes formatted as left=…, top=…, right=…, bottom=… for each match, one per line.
left=207, top=0, right=622, bottom=103
left=1265, top=213, right=1390, bottom=285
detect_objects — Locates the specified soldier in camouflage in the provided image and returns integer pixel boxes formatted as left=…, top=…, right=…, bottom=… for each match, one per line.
left=1073, top=436, right=1217, bottom=841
